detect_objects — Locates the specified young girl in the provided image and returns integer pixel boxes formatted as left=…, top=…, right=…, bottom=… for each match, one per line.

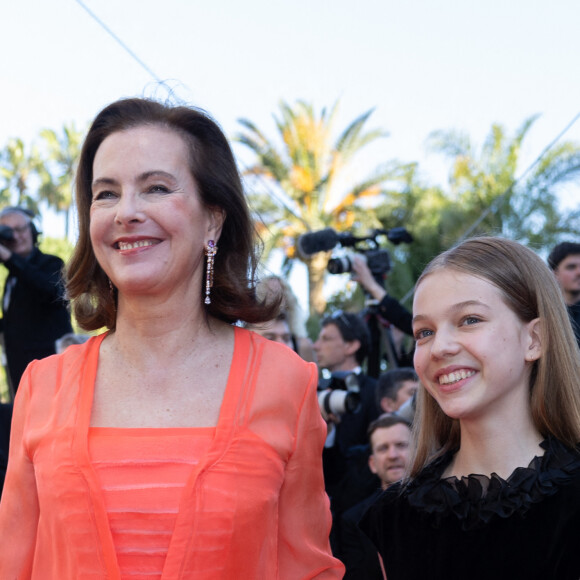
left=361, top=236, right=580, bottom=580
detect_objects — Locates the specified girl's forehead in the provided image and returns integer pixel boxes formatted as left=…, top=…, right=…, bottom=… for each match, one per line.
left=413, top=269, right=504, bottom=309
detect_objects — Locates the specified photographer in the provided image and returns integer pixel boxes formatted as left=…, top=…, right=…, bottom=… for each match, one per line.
left=314, top=311, right=380, bottom=454
left=350, top=254, right=413, bottom=337
left=314, top=310, right=382, bottom=555
left=0, top=207, right=73, bottom=395
left=350, top=253, right=414, bottom=368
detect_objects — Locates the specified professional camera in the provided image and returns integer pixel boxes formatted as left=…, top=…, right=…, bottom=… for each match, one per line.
left=327, top=249, right=391, bottom=277
left=0, top=225, right=15, bottom=244
left=298, top=226, right=413, bottom=283
left=317, top=371, right=362, bottom=421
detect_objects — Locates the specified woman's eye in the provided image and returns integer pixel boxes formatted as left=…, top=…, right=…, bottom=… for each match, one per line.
left=93, top=190, right=117, bottom=201
left=148, top=184, right=170, bottom=193
left=463, top=316, right=481, bottom=326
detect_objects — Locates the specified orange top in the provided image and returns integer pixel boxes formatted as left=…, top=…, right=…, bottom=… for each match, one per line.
left=0, top=327, right=344, bottom=579
left=89, top=427, right=214, bottom=580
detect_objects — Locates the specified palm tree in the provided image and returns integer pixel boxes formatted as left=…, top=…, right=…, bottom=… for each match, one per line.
left=427, top=115, right=580, bottom=249
left=0, top=138, right=42, bottom=211
left=236, top=100, right=408, bottom=315
left=37, top=123, right=84, bottom=238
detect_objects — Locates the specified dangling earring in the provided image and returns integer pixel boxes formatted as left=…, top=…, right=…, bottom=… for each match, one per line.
left=204, top=240, right=217, bottom=305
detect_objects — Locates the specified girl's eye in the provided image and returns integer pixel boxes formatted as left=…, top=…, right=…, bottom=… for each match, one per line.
left=462, top=316, right=481, bottom=326
left=414, top=328, right=433, bottom=341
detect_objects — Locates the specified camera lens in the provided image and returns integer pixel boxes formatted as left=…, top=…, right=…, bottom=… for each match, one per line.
left=327, top=256, right=352, bottom=275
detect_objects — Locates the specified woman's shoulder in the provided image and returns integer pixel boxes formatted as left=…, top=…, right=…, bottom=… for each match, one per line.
left=23, top=333, right=104, bottom=390
left=244, top=328, right=316, bottom=376
left=239, top=328, right=318, bottom=404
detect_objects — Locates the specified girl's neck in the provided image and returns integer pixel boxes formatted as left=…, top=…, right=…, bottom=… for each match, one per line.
left=444, top=418, right=543, bottom=480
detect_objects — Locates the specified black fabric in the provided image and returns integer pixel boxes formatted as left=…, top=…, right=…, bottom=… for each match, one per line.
left=333, top=374, right=380, bottom=455
left=568, top=300, right=580, bottom=351
left=1, top=248, right=73, bottom=391
left=323, top=374, right=380, bottom=556
left=360, top=438, right=580, bottom=580
left=0, top=403, right=12, bottom=497
left=340, top=489, right=384, bottom=580
left=377, top=294, right=413, bottom=337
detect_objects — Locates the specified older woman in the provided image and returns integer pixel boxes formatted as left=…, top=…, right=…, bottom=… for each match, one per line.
left=0, top=98, right=344, bottom=579
left=361, top=237, right=580, bottom=580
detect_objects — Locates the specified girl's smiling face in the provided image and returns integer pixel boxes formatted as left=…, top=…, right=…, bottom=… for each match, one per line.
left=412, top=268, right=541, bottom=423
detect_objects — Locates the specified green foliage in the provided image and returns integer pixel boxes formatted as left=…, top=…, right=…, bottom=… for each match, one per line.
left=39, top=236, right=74, bottom=263
left=0, top=138, right=43, bottom=211
left=426, top=116, right=580, bottom=249
left=369, top=115, right=580, bottom=312
left=37, top=123, right=85, bottom=238
left=236, top=99, right=407, bottom=315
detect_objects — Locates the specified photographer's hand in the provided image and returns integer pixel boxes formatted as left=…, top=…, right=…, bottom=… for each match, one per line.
left=0, top=244, right=12, bottom=264
left=350, top=254, right=387, bottom=301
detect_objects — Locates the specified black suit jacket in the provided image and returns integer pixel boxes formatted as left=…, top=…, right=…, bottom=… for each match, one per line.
left=334, top=374, right=380, bottom=454
left=0, top=248, right=73, bottom=390
left=323, top=374, right=381, bottom=555
left=0, top=402, right=13, bottom=497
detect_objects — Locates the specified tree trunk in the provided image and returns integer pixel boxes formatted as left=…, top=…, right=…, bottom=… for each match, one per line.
left=306, top=251, right=332, bottom=316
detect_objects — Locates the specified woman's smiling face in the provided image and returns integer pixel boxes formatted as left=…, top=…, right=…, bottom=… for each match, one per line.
left=412, top=268, right=541, bottom=423
left=89, top=124, right=222, bottom=299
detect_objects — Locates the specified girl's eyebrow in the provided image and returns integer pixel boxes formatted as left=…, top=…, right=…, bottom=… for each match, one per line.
left=412, top=300, right=490, bottom=324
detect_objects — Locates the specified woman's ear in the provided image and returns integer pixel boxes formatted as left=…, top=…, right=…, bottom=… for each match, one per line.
left=208, top=208, right=226, bottom=243
left=525, top=318, right=542, bottom=362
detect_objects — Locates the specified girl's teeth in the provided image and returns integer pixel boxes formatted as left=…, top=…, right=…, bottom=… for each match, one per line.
left=439, top=370, right=475, bottom=385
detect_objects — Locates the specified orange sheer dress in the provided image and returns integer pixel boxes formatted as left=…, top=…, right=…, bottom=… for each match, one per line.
left=0, top=328, right=344, bottom=579
left=89, top=427, right=214, bottom=580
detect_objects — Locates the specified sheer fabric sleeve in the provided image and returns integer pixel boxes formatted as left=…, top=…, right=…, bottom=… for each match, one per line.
left=277, top=362, right=345, bottom=579
left=0, top=366, right=39, bottom=578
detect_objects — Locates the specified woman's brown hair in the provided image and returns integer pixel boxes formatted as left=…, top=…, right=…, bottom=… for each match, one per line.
left=409, top=236, right=580, bottom=478
left=67, top=97, right=279, bottom=330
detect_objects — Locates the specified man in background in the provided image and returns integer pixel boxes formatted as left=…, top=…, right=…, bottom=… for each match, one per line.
left=0, top=207, right=73, bottom=394
left=548, top=242, right=580, bottom=350
left=340, top=414, right=412, bottom=579
left=313, top=310, right=381, bottom=555
left=376, top=367, right=419, bottom=414
left=246, top=312, right=295, bottom=350
left=313, top=311, right=380, bottom=454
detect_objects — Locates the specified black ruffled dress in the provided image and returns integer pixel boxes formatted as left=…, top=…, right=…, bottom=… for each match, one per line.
left=359, top=438, right=580, bottom=580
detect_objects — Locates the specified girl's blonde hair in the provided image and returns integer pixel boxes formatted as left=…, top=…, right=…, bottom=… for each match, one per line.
left=409, top=236, right=580, bottom=478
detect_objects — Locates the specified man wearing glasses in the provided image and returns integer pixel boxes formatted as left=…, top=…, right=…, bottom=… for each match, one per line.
left=0, top=207, right=73, bottom=395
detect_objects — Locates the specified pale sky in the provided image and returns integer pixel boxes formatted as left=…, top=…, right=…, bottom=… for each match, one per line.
left=3, top=0, right=580, bottom=248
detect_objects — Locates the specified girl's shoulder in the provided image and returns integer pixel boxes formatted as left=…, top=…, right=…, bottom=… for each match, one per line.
left=400, top=437, right=580, bottom=531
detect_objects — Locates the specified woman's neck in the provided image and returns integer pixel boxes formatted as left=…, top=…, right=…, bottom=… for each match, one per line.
left=109, top=295, right=227, bottom=367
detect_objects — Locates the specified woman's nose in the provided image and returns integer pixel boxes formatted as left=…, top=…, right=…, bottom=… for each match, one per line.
left=115, top=192, right=145, bottom=224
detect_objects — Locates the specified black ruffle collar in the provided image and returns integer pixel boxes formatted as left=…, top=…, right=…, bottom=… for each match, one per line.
left=402, top=438, right=580, bottom=531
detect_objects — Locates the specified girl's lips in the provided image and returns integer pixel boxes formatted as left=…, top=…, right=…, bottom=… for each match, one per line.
left=435, top=369, right=477, bottom=394
left=438, top=369, right=476, bottom=385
